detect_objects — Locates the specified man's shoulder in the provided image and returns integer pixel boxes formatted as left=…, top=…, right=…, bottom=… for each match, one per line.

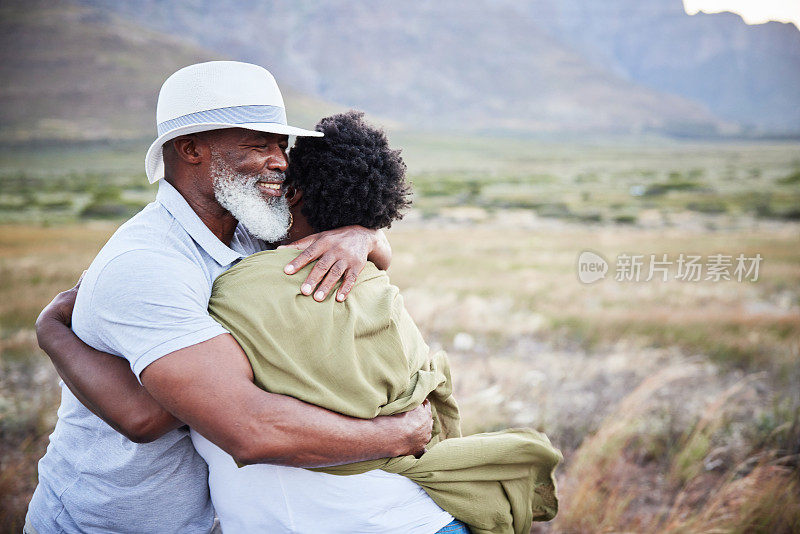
left=72, top=198, right=230, bottom=367
left=77, top=204, right=208, bottom=308
left=77, top=245, right=207, bottom=316
left=102, top=202, right=178, bottom=252
left=92, top=202, right=203, bottom=270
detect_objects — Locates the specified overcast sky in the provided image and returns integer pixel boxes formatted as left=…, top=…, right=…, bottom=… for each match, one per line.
left=683, top=0, right=800, bottom=28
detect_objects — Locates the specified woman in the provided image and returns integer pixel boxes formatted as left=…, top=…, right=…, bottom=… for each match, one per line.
left=197, top=111, right=561, bottom=534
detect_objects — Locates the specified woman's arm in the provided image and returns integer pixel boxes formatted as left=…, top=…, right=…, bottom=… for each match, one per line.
left=36, top=276, right=181, bottom=443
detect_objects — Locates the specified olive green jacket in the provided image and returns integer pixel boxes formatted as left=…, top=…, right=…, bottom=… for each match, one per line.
left=208, top=249, right=562, bottom=534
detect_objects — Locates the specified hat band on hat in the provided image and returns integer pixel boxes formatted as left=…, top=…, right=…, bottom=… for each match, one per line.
left=157, top=104, right=288, bottom=136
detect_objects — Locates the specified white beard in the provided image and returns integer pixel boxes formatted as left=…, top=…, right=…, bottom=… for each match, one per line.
left=210, top=155, right=290, bottom=243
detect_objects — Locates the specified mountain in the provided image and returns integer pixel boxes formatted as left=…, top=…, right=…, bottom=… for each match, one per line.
left=529, top=0, right=800, bottom=134
left=0, top=0, right=339, bottom=143
left=73, top=0, right=728, bottom=136
left=4, top=0, right=797, bottom=141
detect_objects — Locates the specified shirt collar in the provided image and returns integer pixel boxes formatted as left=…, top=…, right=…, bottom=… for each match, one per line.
left=156, top=180, right=244, bottom=267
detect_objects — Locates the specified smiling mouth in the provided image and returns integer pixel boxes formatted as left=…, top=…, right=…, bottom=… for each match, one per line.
left=256, top=180, right=285, bottom=198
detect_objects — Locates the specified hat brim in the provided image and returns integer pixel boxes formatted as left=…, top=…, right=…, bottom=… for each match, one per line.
left=145, top=121, right=323, bottom=184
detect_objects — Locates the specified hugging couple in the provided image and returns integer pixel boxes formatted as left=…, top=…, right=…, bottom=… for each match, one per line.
left=27, top=61, right=561, bottom=534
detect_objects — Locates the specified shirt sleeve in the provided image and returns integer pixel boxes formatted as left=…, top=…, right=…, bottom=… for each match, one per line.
left=87, top=248, right=229, bottom=381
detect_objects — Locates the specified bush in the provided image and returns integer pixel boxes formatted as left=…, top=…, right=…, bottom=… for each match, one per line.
left=536, top=203, right=572, bottom=219
left=777, top=169, right=800, bottom=185
left=575, top=211, right=602, bottom=223
left=38, top=198, right=73, bottom=211
left=613, top=214, right=637, bottom=224
left=686, top=201, right=728, bottom=214
left=80, top=201, right=141, bottom=219
left=643, top=180, right=702, bottom=196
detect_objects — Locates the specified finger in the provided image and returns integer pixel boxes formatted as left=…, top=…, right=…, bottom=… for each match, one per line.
left=278, top=234, right=317, bottom=251
left=284, top=240, right=325, bottom=275
left=336, top=270, right=359, bottom=302
left=422, top=400, right=432, bottom=418
left=313, top=260, right=348, bottom=302
left=66, top=270, right=87, bottom=295
left=300, top=253, right=336, bottom=295
left=410, top=399, right=429, bottom=413
left=277, top=239, right=312, bottom=252
left=73, top=270, right=87, bottom=290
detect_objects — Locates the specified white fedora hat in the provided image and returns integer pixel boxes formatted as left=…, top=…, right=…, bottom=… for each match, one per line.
left=144, top=61, right=322, bottom=184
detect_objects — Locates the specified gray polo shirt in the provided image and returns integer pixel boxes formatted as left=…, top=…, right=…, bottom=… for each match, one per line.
left=28, top=180, right=268, bottom=533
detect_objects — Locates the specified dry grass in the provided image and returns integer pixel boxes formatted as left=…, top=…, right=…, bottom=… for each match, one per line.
left=663, top=463, right=800, bottom=533
left=388, top=218, right=800, bottom=384
left=0, top=212, right=798, bottom=532
left=0, top=223, right=113, bottom=529
left=0, top=349, right=60, bottom=531
left=544, top=364, right=799, bottom=533
left=388, top=216, right=799, bottom=533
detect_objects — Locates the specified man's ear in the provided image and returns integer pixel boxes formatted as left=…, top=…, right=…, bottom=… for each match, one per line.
left=285, top=186, right=303, bottom=207
left=170, top=135, right=204, bottom=165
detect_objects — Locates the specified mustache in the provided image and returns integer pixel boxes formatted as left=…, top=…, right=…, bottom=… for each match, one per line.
left=255, top=170, right=286, bottom=183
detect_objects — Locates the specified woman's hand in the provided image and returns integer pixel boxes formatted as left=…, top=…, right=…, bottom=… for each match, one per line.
left=280, top=226, right=391, bottom=302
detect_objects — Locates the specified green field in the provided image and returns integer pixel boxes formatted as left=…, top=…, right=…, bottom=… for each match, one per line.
left=2, top=136, right=799, bottom=225
left=1, top=139, right=799, bottom=532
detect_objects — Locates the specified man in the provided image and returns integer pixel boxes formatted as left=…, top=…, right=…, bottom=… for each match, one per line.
left=27, top=61, right=435, bottom=533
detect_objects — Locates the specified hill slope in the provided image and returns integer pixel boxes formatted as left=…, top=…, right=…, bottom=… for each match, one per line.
left=0, top=0, right=339, bottom=143
left=74, top=0, right=727, bottom=135
left=8, top=0, right=795, bottom=139
left=531, top=0, right=800, bottom=133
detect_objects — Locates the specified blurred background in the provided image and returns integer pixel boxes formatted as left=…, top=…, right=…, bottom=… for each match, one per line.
left=1, top=0, right=798, bottom=531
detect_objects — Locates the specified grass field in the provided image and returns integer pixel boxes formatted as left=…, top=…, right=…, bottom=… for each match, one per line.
left=1, top=139, right=798, bottom=532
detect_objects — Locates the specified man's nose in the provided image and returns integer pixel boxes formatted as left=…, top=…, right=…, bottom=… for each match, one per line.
left=266, top=146, right=288, bottom=172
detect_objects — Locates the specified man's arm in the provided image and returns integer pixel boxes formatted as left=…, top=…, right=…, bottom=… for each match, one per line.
left=140, top=333, right=432, bottom=467
left=281, top=227, right=391, bottom=302
left=36, top=276, right=181, bottom=443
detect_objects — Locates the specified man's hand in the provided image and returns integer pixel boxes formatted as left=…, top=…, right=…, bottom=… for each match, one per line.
left=35, top=271, right=85, bottom=333
left=280, top=226, right=391, bottom=302
left=36, top=271, right=182, bottom=443
left=381, top=400, right=433, bottom=458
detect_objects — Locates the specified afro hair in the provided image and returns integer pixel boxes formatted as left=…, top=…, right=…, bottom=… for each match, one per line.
left=286, top=110, right=411, bottom=233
